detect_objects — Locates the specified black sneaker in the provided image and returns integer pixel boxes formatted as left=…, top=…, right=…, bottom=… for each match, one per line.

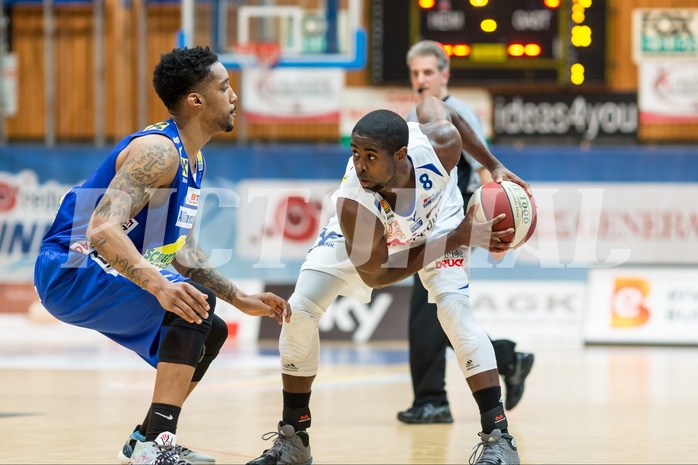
left=504, top=352, right=534, bottom=410
left=397, top=403, right=453, bottom=424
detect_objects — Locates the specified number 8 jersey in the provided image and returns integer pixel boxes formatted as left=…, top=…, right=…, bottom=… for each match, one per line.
left=302, top=122, right=466, bottom=303
left=335, top=122, right=463, bottom=253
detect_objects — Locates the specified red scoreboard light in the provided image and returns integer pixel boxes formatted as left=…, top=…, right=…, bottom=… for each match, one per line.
left=443, top=44, right=472, bottom=57
left=370, top=0, right=607, bottom=85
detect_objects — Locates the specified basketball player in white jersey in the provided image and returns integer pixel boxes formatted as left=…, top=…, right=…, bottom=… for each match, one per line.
left=398, top=40, right=535, bottom=425
left=247, top=96, right=529, bottom=465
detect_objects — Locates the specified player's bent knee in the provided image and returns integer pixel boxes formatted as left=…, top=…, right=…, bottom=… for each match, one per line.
left=159, top=322, right=209, bottom=367
left=206, top=314, right=228, bottom=353
left=279, top=293, right=323, bottom=377
left=435, top=294, right=497, bottom=377
left=192, top=315, right=228, bottom=381
left=188, top=280, right=218, bottom=315
left=159, top=282, right=220, bottom=368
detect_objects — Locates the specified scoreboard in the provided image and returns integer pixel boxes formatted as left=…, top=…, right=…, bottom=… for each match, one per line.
left=371, top=0, right=606, bottom=85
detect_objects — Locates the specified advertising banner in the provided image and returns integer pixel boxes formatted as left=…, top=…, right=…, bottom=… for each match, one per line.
left=492, top=93, right=638, bottom=143
left=639, top=60, right=698, bottom=123
left=339, top=87, right=492, bottom=143
left=259, top=280, right=584, bottom=347
left=585, top=268, right=698, bottom=344
left=234, top=180, right=698, bottom=269
left=633, top=9, right=698, bottom=63
left=1, top=146, right=696, bottom=293
left=234, top=180, right=338, bottom=264
left=259, top=283, right=412, bottom=343
left=470, top=281, right=586, bottom=348
left=505, top=183, right=698, bottom=267
left=0, top=170, right=72, bottom=281
left=241, top=68, right=344, bottom=123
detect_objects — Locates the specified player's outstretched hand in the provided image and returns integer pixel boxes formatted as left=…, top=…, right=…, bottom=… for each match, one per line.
left=156, top=281, right=211, bottom=324
left=235, top=292, right=291, bottom=325
left=490, top=165, right=531, bottom=195
left=459, top=202, right=513, bottom=253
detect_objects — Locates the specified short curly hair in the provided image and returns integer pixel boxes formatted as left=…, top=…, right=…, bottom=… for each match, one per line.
left=153, top=46, right=219, bottom=112
left=352, top=109, right=409, bottom=154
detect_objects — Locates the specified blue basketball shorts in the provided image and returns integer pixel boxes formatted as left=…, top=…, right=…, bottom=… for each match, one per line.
left=34, top=242, right=187, bottom=367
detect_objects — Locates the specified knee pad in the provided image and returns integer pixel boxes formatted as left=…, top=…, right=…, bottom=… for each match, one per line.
left=159, top=281, right=217, bottom=367
left=187, top=281, right=218, bottom=316
left=192, top=315, right=228, bottom=382
left=279, top=293, right=324, bottom=377
left=435, top=294, right=497, bottom=377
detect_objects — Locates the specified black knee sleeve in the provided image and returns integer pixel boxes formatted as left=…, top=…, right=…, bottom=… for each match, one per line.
left=159, top=281, right=217, bottom=367
left=192, top=315, right=228, bottom=382
left=187, top=281, right=217, bottom=317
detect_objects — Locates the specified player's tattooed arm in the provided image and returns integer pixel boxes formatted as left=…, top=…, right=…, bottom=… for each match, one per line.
left=173, top=231, right=239, bottom=304
left=87, top=136, right=180, bottom=290
left=173, top=228, right=291, bottom=324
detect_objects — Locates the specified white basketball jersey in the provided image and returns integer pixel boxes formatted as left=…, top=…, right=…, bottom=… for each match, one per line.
left=301, top=123, right=466, bottom=303
left=328, top=122, right=463, bottom=253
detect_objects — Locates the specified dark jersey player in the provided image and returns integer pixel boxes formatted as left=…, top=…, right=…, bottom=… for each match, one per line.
left=34, top=46, right=290, bottom=465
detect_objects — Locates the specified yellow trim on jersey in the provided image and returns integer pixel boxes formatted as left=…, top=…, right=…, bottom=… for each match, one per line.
left=143, top=235, right=187, bottom=269
left=143, top=121, right=170, bottom=132
left=180, top=157, right=189, bottom=177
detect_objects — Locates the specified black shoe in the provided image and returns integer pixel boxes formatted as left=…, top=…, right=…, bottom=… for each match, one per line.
left=397, top=403, right=453, bottom=424
left=504, top=352, right=534, bottom=410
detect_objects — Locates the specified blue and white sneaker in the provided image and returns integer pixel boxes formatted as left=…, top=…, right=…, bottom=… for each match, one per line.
left=118, top=425, right=215, bottom=465
left=128, top=431, right=187, bottom=465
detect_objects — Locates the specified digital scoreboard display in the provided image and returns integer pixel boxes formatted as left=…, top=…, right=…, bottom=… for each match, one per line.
left=371, top=0, right=606, bottom=85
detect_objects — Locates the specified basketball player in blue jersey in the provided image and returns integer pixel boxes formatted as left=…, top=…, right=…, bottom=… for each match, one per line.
left=247, top=97, right=528, bottom=465
left=33, top=46, right=290, bottom=465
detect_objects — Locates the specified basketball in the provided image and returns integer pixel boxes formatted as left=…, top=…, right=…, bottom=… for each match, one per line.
left=466, top=181, right=537, bottom=248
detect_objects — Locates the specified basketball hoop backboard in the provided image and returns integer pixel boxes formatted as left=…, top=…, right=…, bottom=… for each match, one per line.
left=180, top=0, right=366, bottom=70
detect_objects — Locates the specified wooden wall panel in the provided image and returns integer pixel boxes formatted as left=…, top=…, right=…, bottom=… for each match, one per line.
left=55, top=6, right=94, bottom=140
left=4, top=0, right=698, bottom=143
left=104, top=0, right=134, bottom=139
left=7, top=6, right=44, bottom=139
left=246, top=123, right=337, bottom=142
left=144, top=5, right=180, bottom=131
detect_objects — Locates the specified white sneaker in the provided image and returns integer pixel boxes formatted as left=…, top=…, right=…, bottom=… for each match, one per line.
left=129, top=431, right=191, bottom=465
left=119, top=425, right=215, bottom=465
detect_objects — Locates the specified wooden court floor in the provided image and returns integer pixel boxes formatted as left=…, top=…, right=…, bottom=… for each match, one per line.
left=2, top=318, right=698, bottom=464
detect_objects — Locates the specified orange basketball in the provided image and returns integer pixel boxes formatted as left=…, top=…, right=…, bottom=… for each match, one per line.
left=466, top=181, right=537, bottom=248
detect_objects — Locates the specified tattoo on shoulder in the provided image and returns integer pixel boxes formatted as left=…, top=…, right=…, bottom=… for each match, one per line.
left=124, top=140, right=177, bottom=187
left=96, top=139, right=177, bottom=221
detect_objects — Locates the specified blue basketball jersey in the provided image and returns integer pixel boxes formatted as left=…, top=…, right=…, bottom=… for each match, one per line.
left=42, top=119, right=205, bottom=270
left=35, top=120, right=205, bottom=367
